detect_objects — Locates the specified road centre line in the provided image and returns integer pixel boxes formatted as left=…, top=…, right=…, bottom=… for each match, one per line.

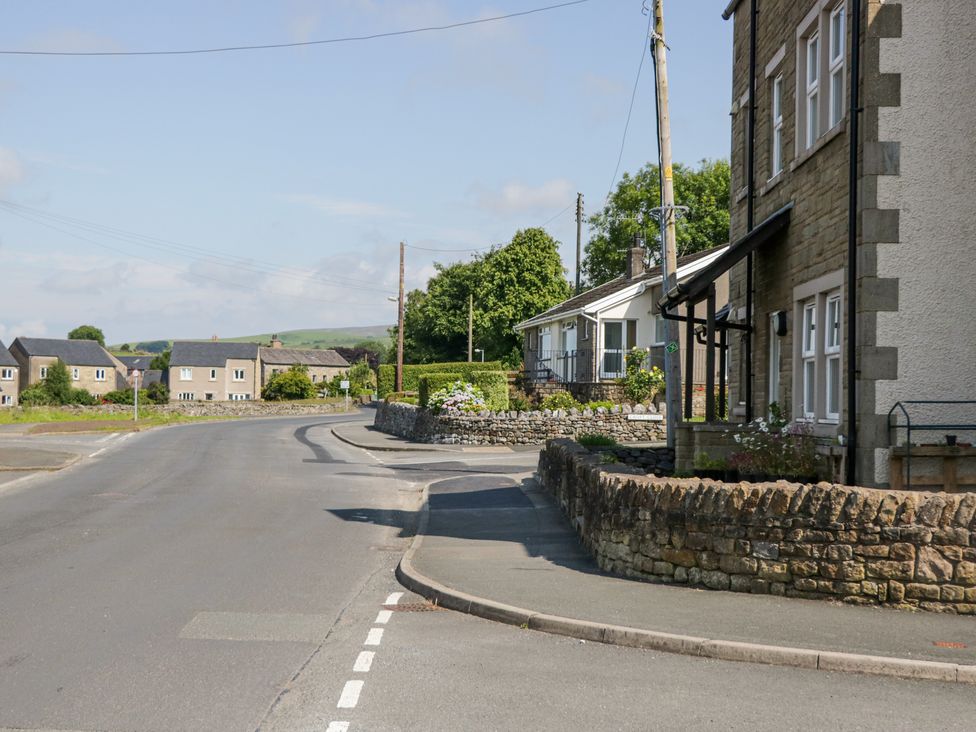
left=354, top=650, right=375, bottom=673
left=364, top=628, right=384, bottom=646
left=375, top=609, right=393, bottom=625
left=384, top=592, right=404, bottom=605
left=337, top=679, right=364, bottom=709
left=97, top=432, right=119, bottom=443
left=326, top=722, right=350, bottom=732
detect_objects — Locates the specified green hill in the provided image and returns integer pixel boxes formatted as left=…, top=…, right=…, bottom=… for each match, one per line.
left=112, top=325, right=392, bottom=352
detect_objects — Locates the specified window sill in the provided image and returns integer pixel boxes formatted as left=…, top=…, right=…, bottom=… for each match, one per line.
left=759, top=171, right=785, bottom=196
left=735, top=186, right=749, bottom=204
left=791, top=118, right=847, bottom=173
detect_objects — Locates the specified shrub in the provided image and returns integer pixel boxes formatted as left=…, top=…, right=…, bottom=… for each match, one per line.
left=509, top=395, right=532, bottom=412
left=377, top=361, right=504, bottom=398
left=540, top=390, right=583, bottom=411
left=427, top=381, right=487, bottom=414
left=418, top=372, right=463, bottom=408
left=584, top=400, right=616, bottom=411
left=102, top=389, right=134, bottom=404
left=43, top=359, right=72, bottom=404
left=624, top=347, right=665, bottom=403
left=471, top=370, right=509, bottom=411
left=19, top=385, right=53, bottom=406
left=146, top=381, right=169, bottom=404
left=577, top=433, right=618, bottom=448
left=67, top=388, right=98, bottom=406
left=263, top=365, right=316, bottom=401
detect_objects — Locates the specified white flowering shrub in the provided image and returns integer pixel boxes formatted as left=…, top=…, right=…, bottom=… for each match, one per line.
left=427, top=380, right=488, bottom=414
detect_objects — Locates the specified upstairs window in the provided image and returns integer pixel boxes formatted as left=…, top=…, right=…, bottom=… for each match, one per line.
left=209, top=368, right=217, bottom=381
left=828, top=5, right=846, bottom=128
left=95, top=369, right=106, bottom=381
left=797, top=1, right=847, bottom=152
left=805, top=32, right=820, bottom=149
left=232, top=368, right=246, bottom=381
left=771, top=75, right=784, bottom=177
left=72, top=367, right=80, bottom=381
left=180, top=367, right=192, bottom=381
left=0, top=368, right=12, bottom=380
left=39, top=366, right=48, bottom=379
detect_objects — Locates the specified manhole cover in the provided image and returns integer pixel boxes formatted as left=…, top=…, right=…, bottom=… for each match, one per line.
left=933, top=641, right=967, bottom=649
left=384, top=602, right=443, bottom=612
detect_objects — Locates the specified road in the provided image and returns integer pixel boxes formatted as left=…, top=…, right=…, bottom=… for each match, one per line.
left=0, top=412, right=972, bottom=731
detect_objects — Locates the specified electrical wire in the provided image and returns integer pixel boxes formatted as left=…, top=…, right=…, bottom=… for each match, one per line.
left=0, top=0, right=595, bottom=57
left=605, top=5, right=654, bottom=202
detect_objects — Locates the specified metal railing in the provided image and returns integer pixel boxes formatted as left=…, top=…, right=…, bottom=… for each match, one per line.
left=523, top=349, right=594, bottom=384
left=887, top=400, right=976, bottom=488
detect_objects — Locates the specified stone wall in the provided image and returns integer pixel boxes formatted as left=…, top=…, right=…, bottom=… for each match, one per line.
left=16, top=402, right=354, bottom=419
left=374, top=401, right=666, bottom=446
left=538, top=439, right=976, bottom=614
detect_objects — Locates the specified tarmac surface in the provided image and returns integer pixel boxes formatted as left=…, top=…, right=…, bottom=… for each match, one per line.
left=335, top=420, right=976, bottom=683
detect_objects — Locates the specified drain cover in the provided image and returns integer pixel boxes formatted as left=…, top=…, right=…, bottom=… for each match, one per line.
left=384, top=602, right=443, bottom=612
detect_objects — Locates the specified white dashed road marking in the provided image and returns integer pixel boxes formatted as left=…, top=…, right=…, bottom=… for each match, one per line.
left=375, top=609, right=393, bottom=625
left=354, top=650, right=375, bottom=673
left=384, top=592, right=404, bottom=605
left=337, top=680, right=364, bottom=709
left=364, top=628, right=384, bottom=646
left=326, top=720, right=350, bottom=731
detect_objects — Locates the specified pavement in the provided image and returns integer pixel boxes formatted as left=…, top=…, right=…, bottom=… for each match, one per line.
left=396, top=469, right=976, bottom=686
left=0, top=445, right=81, bottom=471
left=331, top=421, right=539, bottom=453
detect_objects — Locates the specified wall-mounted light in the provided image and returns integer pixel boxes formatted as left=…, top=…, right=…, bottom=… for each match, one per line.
left=772, top=310, right=788, bottom=337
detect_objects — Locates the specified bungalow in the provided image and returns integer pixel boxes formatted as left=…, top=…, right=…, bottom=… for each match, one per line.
left=515, top=245, right=729, bottom=394
left=168, top=341, right=260, bottom=401
left=8, top=337, right=126, bottom=397
left=0, top=341, right=19, bottom=406
left=259, top=338, right=350, bottom=389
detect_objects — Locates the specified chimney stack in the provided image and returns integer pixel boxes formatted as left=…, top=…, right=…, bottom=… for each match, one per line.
left=271, top=334, right=282, bottom=349
left=626, top=247, right=645, bottom=279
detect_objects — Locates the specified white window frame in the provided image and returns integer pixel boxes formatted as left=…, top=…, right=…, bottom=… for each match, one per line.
left=600, top=320, right=629, bottom=380
left=95, top=368, right=106, bottom=382
left=1, top=395, right=12, bottom=406
left=177, top=392, right=195, bottom=401
left=230, top=393, right=251, bottom=401
left=793, top=273, right=844, bottom=426
left=828, top=4, right=846, bottom=128
left=39, top=366, right=48, bottom=379
left=209, top=368, right=217, bottom=381
left=771, top=74, right=784, bottom=177
left=652, top=314, right=667, bottom=347
left=0, top=368, right=12, bottom=380
left=232, top=368, right=246, bottom=382
left=824, top=293, right=842, bottom=422
left=180, top=367, right=193, bottom=381
left=800, top=301, right=817, bottom=419
left=804, top=32, right=820, bottom=149
left=768, top=315, right=781, bottom=409
left=71, top=367, right=80, bottom=381
left=538, top=326, right=552, bottom=365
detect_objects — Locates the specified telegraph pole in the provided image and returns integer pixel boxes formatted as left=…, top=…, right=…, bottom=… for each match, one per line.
left=396, top=241, right=405, bottom=393
left=652, top=0, right=682, bottom=449
left=575, top=192, right=584, bottom=294
left=468, top=292, right=474, bottom=362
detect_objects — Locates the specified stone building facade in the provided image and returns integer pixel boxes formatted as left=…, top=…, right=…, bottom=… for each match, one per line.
left=8, top=337, right=125, bottom=398
left=716, top=0, right=976, bottom=486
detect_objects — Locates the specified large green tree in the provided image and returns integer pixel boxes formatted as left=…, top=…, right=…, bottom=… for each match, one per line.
left=67, top=324, right=106, bottom=346
left=392, top=228, right=572, bottom=367
left=581, top=159, right=730, bottom=287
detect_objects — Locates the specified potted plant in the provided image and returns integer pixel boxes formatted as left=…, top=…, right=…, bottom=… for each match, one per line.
left=693, top=452, right=728, bottom=481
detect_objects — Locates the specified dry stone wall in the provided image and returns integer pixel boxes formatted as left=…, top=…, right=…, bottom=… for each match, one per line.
left=25, top=402, right=353, bottom=418
left=374, top=401, right=666, bottom=446
left=538, top=439, right=976, bottom=614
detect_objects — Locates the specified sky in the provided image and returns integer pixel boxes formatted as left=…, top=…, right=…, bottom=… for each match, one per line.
left=0, top=0, right=733, bottom=345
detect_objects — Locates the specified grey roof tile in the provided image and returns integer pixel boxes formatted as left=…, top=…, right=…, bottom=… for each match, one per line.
left=12, top=337, right=115, bottom=366
left=259, top=347, right=350, bottom=368
left=170, top=341, right=260, bottom=367
left=0, top=341, right=17, bottom=367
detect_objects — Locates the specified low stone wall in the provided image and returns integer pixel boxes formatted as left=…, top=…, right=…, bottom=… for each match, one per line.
left=16, top=402, right=353, bottom=418
left=538, top=439, right=976, bottom=613
left=591, top=446, right=675, bottom=474
left=374, top=401, right=666, bottom=446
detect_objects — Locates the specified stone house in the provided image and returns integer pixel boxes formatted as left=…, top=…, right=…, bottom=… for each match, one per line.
left=0, top=341, right=19, bottom=406
left=116, top=355, right=163, bottom=388
left=515, top=246, right=729, bottom=391
left=168, top=342, right=260, bottom=402
left=8, top=337, right=126, bottom=398
left=259, top=337, right=350, bottom=390
left=663, top=1, right=976, bottom=486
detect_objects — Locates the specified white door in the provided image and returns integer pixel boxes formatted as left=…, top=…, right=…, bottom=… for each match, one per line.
left=601, top=321, right=624, bottom=378
left=562, top=326, right=577, bottom=382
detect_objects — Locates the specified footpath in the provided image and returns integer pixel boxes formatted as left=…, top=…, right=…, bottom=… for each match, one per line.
left=335, top=420, right=976, bottom=684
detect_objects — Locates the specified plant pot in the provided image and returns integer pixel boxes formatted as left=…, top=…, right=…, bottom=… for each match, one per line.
left=946, top=435, right=958, bottom=446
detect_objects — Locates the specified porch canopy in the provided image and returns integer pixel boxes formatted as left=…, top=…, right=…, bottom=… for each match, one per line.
left=657, top=202, right=793, bottom=422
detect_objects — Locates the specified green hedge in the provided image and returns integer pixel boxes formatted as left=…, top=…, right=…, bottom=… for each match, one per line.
left=418, top=372, right=464, bottom=408
left=471, top=370, right=509, bottom=411
left=377, top=361, right=504, bottom=398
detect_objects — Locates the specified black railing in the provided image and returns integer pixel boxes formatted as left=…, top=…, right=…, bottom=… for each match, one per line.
left=887, top=400, right=976, bottom=488
left=524, top=349, right=595, bottom=384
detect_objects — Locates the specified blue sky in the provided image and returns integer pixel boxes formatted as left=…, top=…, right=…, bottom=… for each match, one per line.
left=0, top=0, right=732, bottom=344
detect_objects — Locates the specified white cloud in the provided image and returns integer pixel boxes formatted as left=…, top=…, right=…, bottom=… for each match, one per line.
left=0, top=319, right=48, bottom=343
left=281, top=193, right=406, bottom=219
left=0, top=148, right=25, bottom=190
left=471, top=178, right=574, bottom=215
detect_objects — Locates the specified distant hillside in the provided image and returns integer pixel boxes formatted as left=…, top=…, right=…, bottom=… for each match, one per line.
left=112, top=325, right=392, bottom=352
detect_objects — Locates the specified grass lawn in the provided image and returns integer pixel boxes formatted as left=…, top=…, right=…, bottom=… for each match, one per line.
left=0, top=408, right=234, bottom=433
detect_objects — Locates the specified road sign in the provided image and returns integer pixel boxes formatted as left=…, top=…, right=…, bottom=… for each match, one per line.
left=665, top=341, right=678, bottom=354
left=340, top=380, right=350, bottom=390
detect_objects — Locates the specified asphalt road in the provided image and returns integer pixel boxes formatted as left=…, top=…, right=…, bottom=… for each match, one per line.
left=1, top=413, right=973, bottom=731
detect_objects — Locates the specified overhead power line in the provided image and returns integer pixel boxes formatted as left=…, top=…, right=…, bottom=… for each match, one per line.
left=0, top=0, right=595, bottom=57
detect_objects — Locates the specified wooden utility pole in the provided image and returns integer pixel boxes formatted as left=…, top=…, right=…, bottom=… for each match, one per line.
left=467, top=292, right=474, bottom=362
left=652, top=0, right=682, bottom=449
left=396, top=241, right=405, bottom=393
left=575, top=192, right=584, bottom=294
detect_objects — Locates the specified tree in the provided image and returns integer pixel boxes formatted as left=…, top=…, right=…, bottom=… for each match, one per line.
left=390, top=228, right=571, bottom=367
left=68, top=325, right=106, bottom=347
left=262, top=365, right=316, bottom=401
left=581, top=159, right=731, bottom=287
left=150, top=350, right=170, bottom=371
left=119, top=343, right=132, bottom=352
left=43, top=359, right=72, bottom=404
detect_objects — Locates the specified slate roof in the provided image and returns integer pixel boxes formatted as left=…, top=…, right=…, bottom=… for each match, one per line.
left=0, top=341, right=17, bottom=367
left=259, top=347, right=350, bottom=368
left=12, top=337, right=115, bottom=366
left=519, top=246, right=726, bottom=328
left=170, top=341, right=260, bottom=367
left=117, top=355, right=154, bottom=371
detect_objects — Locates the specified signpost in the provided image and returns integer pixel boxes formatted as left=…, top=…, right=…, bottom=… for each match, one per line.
left=132, top=370, right=140, bottom=422
left=341, top=379, right=350, bottom=411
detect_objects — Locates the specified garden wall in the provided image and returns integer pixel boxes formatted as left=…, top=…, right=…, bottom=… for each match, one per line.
left=13, top=402, right=354, bottom=418
left=374, top=401, right=666, bottom=446
left=538, top=439, right=976, bottom=613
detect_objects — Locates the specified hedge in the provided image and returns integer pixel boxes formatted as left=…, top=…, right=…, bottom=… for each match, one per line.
left=471, top=370, right=509, bottom=411
left=377, top=361, right=504, bottom=397
left=418, top=372, right=464, bottom=408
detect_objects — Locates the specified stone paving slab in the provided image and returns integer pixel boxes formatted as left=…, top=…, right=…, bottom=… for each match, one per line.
left=0, top=446, right=80, bottom=471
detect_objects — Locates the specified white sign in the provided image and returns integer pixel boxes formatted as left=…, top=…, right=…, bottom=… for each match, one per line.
left=340, top=380, right=350, bottom=390
left=627, top=413, right=663, bottom=422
